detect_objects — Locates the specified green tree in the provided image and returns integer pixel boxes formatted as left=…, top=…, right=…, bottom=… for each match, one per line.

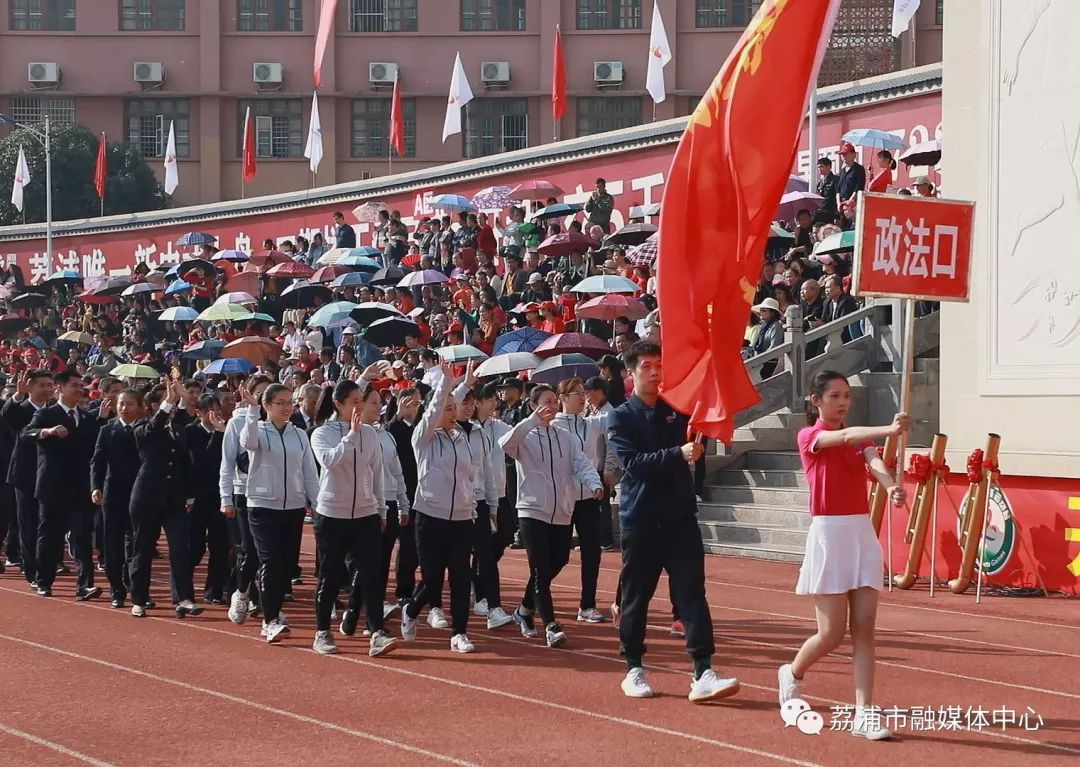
left=0, top=123, right=166, bottom=226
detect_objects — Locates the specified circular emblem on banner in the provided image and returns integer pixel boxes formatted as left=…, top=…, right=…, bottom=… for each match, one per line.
left=957, top=485, right=1017, bottom=576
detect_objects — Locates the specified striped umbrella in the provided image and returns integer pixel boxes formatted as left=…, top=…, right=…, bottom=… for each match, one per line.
left=175, top=232, right=217, bottom=246
left=627, top=232, right=658, bottom=266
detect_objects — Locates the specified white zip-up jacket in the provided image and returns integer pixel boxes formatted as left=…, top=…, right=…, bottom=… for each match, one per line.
left=553, top=412, right=619, bottom=502
left=375, top=424, right=410, bottom=513
left=240, top=414, right=320, bottom=511
left=310, top=419, right=386, bottom=520
left=451, top=382, right=511, bottom=500
left=219, top=404, right=254, bottom=507
left=499, top=413, right=602, bottom=526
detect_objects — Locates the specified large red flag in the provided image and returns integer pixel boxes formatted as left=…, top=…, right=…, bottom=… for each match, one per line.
left=390, top=71, right=405, bottom=157
left=242, top=106, right=257, bottom=183
left=93, top=131, right=107, bottom=202
left=657, top=0, right=839, bottom=442
left=313, top=0, right=338, bottom=88
left=552, top=24, right=567, bottom=121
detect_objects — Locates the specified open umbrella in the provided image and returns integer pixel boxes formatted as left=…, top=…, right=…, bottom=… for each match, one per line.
left=769, top=223, right=796, bottom=243
left=363, top=316, right=420, bottom=347
left=899, top=139, right=941, bottom=167
left=320, top=246, right=382, bottom=265
left=626, top=233, right=658, bottom=266
left=530, top=353, right=599, bottom=385
left=203, top=358, right=255, bottom=376
left=530, top=202, right=583, bottom=222
left=471, top=185, right=514, bottom=210
left=398, top=270, right=448, bottom=288
left=813, top=229, right=856, bottom=256
left=110, top=363, right=160, bottom=379
left=248, top=249, right=290, bottom=268
left=436, top=344, right=489, bottom=364
left=605, top=223, right=657, bottom=247
left=628, top=202, right=662, bottom=219
left=569, top=275, right=640, bottom=294
left=369, top=266, right=405, bottom=287
left=197, top=303, right=252, bottom=322
left=475, top=352, right=540, bottom=378
left=538, top=232, right=595, bottom=258
left=91, top=276, right=133, bottom=297
left=175, top=232, right=217, bottom=247
left=76, top=290, right=116, bottom=305
left=786, top=174, right=810, bottom=193
left=352, top=201, right=387, bottom=224
left=211, top=249, right=250, bottom=263
left=159, top=306, right=200, bottom=322
left=215, top=291, right=257, bottom=305
left=221, top=337, right=283, bottom=366
left=842, top=128, right=906, bottom=152
left=534, top=333, right=611, bottom=360
left=234, top=312, right=276, bottom=324
left=350, top=301, right=403, bottom=326
left=308, top=301, right=360, bottom=328
left=175, top=258, right=218, bottom=281
left=576, top=294, right=648, bottom=322
left=493, top=327, right=552, bottom=355
left=508, top=180, right=563, bottom=200
left=10, top=292, right=50, bottom=310
left=311, top=265, right=351, bottom=284
left=329, top=272, right=372, bottom=289
left=266, top=261, right=315, bottom=279
left=280, top=281, right=332, bottom=309
left=58, top=330, right=94, bottom=345
left=337, top=254, right=382, bottom=270
left=0, top=314, right=31, bottom=335
left=122, top=282, right=161, bottom=297
left=430, top=193, right=477, bottom=213
left=225, top=271, right=262, bottom=294
left=776, top=191, right=825, bottom=222
left=165, top=279, right=192, bottom=296
left=181, top=339, right=226, bottom=360
left=42, top=270, right=83, bottom=286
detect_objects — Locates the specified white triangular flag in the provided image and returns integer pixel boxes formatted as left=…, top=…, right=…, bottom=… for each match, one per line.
left=163, top=120, right=179, bottom=195
left=304, top=91, right=324, bottom=174
left=11, top=145, right=30, bottom=213
left=891, top=0, right=920, bottom=37
left=442, top=52, right=474, bottom=143
left=646, top=1, right=673, bottom=104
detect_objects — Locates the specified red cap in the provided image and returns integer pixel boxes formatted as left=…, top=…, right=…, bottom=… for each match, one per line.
left=539, top=301, right=557, bottom=313
left=523, top=302, right=541, bottom=313
left=839, top=141, right=856, bottom=155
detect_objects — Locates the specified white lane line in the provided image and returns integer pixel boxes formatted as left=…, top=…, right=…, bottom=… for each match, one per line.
left=0, top=632, right=476, bottom=767
left=0, top=722, right=119, bottom=767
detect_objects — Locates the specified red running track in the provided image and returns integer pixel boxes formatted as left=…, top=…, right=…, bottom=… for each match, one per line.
left=0, top=531, right=1077, bottom=767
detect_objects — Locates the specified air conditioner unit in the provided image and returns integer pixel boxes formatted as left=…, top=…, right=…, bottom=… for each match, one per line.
left=133, top=61, right=165, bottom=83
left=253, top=62, right=283, bottom=84
left=593, top=61, right=624, bottom=84
left=369, top=62, right=398, bottom=86
left=28, top=62, right=61, bottom=84
left=481, top=61, right=510, bottom=84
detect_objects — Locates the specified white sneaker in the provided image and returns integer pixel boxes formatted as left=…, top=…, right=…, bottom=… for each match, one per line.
left=228, top=590, right=248, bottom=625
left=369, top=630, right=398, bottom=657
left=621, top=668, right=654, bottom=698
left=576, top=607, right=605, bottom=623
left=131, top=604, right=146, bottom=618
left=688, top=669, right=741, bottom=703
left=278, top=611, right=288, bottom=627
left=427, top=607, right=450, bottom=630
left=473, top=598, right=489, bottom=616
left=312, top=630, right=338, bottom=655
left=545, top=623, right=568, bottom=648
left=777, top=664, right=803, bottom=706
left=852, top=710, right=892, bottom=741
left=382, top=602, right=399, bottom=619
left=450, top=633, right=476, bottom=653
left=486, top=606, right=514, bottom=629
left=264, top=619, right=289, bottom=644
left=400, top=611, right=417, bottom=642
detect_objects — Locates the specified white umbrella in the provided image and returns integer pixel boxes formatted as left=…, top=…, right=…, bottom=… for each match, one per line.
left=159, top=306, right=200, bottom=322
left=214, top=291, right=257, bottom=305
left=570, top=275, right=640, bottom=294
left=475, top=352, right=540, bottom=378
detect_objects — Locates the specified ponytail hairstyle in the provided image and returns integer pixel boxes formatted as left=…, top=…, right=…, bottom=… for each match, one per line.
left=877, top=149, right=897, bottom=171
left=805, top=370, right=849, bottom=425
left=316, top=379, right=360, bottom=424
left=529, top=383, right=556, bottom=407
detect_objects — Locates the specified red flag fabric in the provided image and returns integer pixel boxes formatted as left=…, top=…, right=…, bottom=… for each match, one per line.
left=552, top=24, right=567, bottom=121
left=93, top=132, right=107, bottom=201
left=242, top=106, right=257, bottom=183
left=390, top=71, right=405, bottom=157
left=313, top=0, right=338, bottom=88
left=657, top=0, right=839, bottom=442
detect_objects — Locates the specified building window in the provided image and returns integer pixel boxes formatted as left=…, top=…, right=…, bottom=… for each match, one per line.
left=577, top=96, right=641, bottom=137
left=239, top=100, right=303, bottom=158
left=577, top=0, right=641, bottom=30
left=9, top=0, right=76, bottom=31
left=126, top=99, right=190, bottom=158
left=351, top=98, right=416, bottom=158
left=348, top=0, right=417, bottom=32
left=237, top=0, right=301, bottom=31
left=461, top=0, right=525, bottom=31
left=935, top=0, right=943, bottom=25
left=464, top=98, right=528, bottom=158
left=10, top=96, right=76, bottom=126
left=694, top=0, right=761, bottom=28
left=120, top=0, right=185, bottom=31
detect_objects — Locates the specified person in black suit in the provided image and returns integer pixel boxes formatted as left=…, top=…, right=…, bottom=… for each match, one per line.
left=90, top=389, right=144, bottom=609
left=186, top=393, right=228, bottom=604
left=25, top=369, right=101, bottom=600
left=0, top=381, right=17, bottom=573
left=1, top=369, right=53, bottom=587
left=129, top=381, right=202, bottom=619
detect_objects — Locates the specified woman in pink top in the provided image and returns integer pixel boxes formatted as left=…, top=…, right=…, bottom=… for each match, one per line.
left=777, top=370, right=909, bottom=741
left=866, top=149, right=896, bottom=194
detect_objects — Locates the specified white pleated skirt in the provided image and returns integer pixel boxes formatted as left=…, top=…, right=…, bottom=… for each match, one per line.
left=795, top=514, right=884, bottom=596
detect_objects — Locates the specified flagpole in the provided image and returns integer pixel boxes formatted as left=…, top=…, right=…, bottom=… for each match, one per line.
left=807, top=86, right=819, bottom=181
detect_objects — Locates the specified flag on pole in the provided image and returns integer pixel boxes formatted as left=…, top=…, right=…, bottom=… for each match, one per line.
left=552, top=24, right=567, bottom=121
left=313, top=0, right=338, bottom=87
left=442, top=52, right=474, bottom=143
left=891, top=0, right=920, bottom=36
left=242, top=107, right=257, bottom=183
left=94, top=132, right=107, bottom=203
left=390, top=70, right=406, bottom=157
left=304, top=91, right=324, bottom=174
left=657, top=0, right=840, bottom=442
left=163, top=120, right=179, bottom=196
left=646, top=1, right=672, bottom=104
left=11, top=145, right=30, bottom=213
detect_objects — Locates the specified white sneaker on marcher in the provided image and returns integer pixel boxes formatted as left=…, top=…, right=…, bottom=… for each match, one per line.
left=486, top=606, right=514, bottom=629
left=264, top=619, right=289, bottom=644
left=278, top=611, right=288, bottom=627
left=688, top=669, right=740, bottom=703
left=576, top=607, right=605, bottom=623
left=450, top=633, right=476, bottom=653
left=427, top=607, right=450, bottom=630
left=621, top=668, right=654, bottom=698
left=382, top=602, right=399, bottom=619
left=851, top=709, right=892, bottom=741
left=369, top=630, right=398, bottom=657
left=473, top=598, right=489, bottom=616
left=545, top=623, right=567, bottom=648
left=312, top=630, right=338, bottom=655
left=228, top=590, right=248, bottom=625
left=131, top=604, right=146, bottom=618
left=777, top=664, right=803, bottom=706
left=400, top=611, right=417, bottom=642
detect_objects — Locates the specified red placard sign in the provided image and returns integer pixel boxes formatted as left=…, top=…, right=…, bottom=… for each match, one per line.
left=852, top=193, right=974, bottom=302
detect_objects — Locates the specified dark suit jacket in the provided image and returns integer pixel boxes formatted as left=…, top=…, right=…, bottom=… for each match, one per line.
left=25, top=403, right=101, bottom=504
left=132, top=407, right=193, bottom=507
left=290, top=410, right=316, bottom=433
left=185, top=422, right=223, bottom=503
left=91, top=419, right=141, bottom=507
left=2, top=398, right=46, bottom=492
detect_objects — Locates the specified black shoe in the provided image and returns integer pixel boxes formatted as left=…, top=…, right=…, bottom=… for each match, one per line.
left=56, top=563, right=70, bottom=575
left=145, top=599, right=157, bottom=609
left=110, top=595, right=125, bottom=609
left=340, top=609, right=358, bottom=637
left=290, top=577, right=303, bottom=586
left=95, top=563, right=106, bottom=573
left=28, top=580, right=40, bottom=591
left=282, top=592, right=295, bottom=603
left=175, top=602, right=204, bottom=618
left=4, top=558, right=20, bottom=568
left=0, top=562, right=5, bottom=574
left=36, top=586, right=52, bottom=597
left=151, top=548, right=162, bottom=559
left=76, top=586, right=102, bottom=601
left=600, top=544, right=613, bottom=552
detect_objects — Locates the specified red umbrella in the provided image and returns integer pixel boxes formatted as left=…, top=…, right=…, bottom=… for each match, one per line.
left=537, top=231, right=595, bottom=258
left=311, top=265, right=352, bottom=284
left=75, top=290, right=116, bottom=305
left=533, top=332, right=611, bottom=360
left=249, top=249, right=291, bottom=268
left=225, top=270, right=262, bottom=294
left=220, top=337, right=283, bottom=366
left=508, top=180, right=563, bottom=200
left=266, top=261, right=315, bottom=279
left=575, top=294, right=648, bottom=322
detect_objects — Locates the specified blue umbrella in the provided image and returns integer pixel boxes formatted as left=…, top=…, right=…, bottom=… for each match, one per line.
left=309, top=300, right=360, bottom=328
left=493, top=327, right=552, bottom=355
left=337, top=254, right=382, bottom=270
left=531, top=202, right=584, bottom=221
left=841, top=128, right=906, bottom=152
left=345, top=246, right=382, bottom=258
left=159, top=306, right=199, bottom=322
left=42, top=269, right=82, bottom=286
left=204, top=358, right=255, bottom=375
left=182, top=339, right=226, bottom=360
left=430, top=193, right=477, bottom=213
left=176, top=232, right=217, bottom=247
left=329, top=271, right=372, bottom=288
left=165, top=279, right=192, bottom=295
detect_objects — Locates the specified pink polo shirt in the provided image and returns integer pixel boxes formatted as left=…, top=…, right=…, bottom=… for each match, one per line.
left=797, top=420, right=872, bottom=517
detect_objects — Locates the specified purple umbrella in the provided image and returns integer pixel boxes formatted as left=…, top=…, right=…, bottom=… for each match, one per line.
left=472, top=186, right=515, bottom=210
left=397, top=269, right=449, bottom=288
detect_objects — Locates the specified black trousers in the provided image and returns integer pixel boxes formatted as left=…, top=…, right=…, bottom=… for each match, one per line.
left=315, top=513, right=383, bottom=633
left=233, top=496, right=260, bottom=599
left=493, top=496, right=516, bottom=562
left=405, top=512, right=473, bottom=635
left=189, top=498, right=230, bottom=600
left=571, top=498, right=601, bottom=610
left=101, top=496, right=133, bottom=599
left=248, top=507, right=301, bottom=624
left=129, top=498, right=194, bottom=606
left=284, top=507, right=305, bottom=588
left=15, top=488, right=38, bottom=584
left=0, top=482, right=16, bottom=563
left=598, top=482, right=614, bottom=549
left=93, top=505, right=105, bottom=566
left=519, top=516, right=573, bottom=626
left=618, top=516, right=714, bottom=661
left=380, top=502, right=418, bottom=603
left=470, top=500, right=502, bottom=609
left=36, top=499, right=94, bottom=592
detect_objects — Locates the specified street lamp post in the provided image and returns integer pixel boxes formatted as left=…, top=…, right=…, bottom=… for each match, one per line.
left=1, top=112, right=53, bottom=263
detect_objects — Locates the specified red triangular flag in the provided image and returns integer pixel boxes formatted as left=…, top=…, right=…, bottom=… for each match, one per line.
left=552, top=24, right=567, bottom=121
left=390, top=71, right=406, bottom=157
left=242, top=106, right=257, bottom=183
left=93, top=132, right=107, bottom=202
left=657, top=0, right=840, bottom=442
